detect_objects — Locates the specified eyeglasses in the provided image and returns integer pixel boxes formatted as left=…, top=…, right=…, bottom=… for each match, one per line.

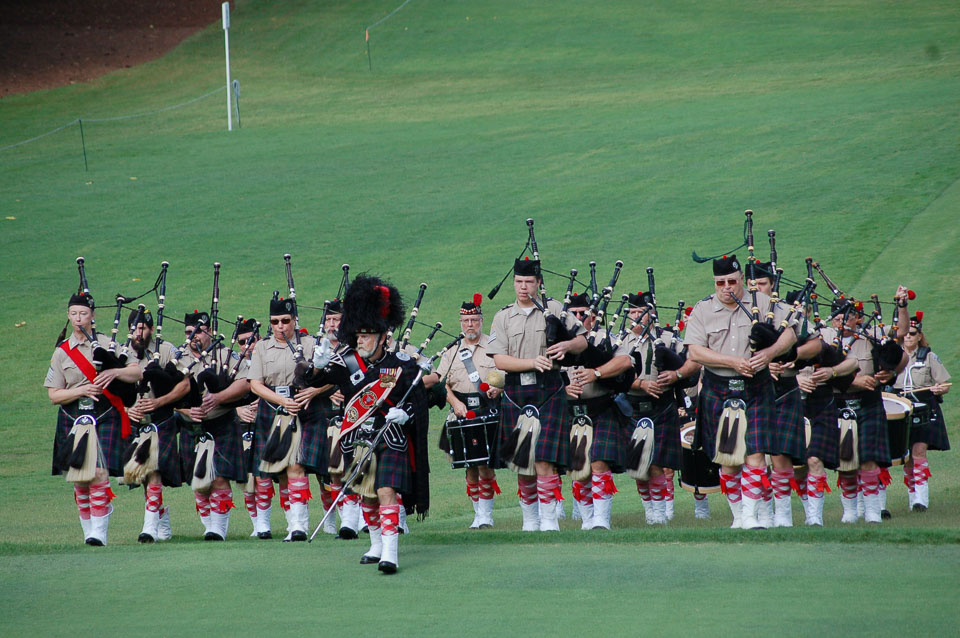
left=270, top=318, right=292, bottom=325
left=571, top=310, right=588, bottom=318
left=715, top=279, right=740, bottom=287
left=460, top=317, right=482, bottom=324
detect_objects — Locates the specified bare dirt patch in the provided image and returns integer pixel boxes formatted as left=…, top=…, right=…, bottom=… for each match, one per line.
left=0, top=0, right=230, bottom=98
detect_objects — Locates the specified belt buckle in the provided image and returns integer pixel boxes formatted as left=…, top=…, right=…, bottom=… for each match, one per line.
left=275, top=385, right=291, bottom=398
left=572, top=404, right=588, bottom=418
left=519, top=371, right=537, bottom=386
left=729, top=379, right=745, bottom=392
left=467, top=396, right=481, bottom=408
left=637, top=400, right=652, bottom=413
left=846, top=399, right=861, bottom=411
left=78, top=397, right=95, bottom=411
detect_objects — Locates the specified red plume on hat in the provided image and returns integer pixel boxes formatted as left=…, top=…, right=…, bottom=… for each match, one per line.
left=375, top=285, right=390, bottom=318
left=473, top=293, right=483, bottom=307
left=916, top=311, right=924, bottom=322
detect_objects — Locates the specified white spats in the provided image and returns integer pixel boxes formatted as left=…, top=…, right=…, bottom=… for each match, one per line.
left=694, top=494, right=711, bottom=520
left=520, top=501, right=540, bottom=532
left=139, top=508, right=160, bottom=543
left=158, top=506, right=172, bottom=540
left=476, top=498, right=495, bottom=529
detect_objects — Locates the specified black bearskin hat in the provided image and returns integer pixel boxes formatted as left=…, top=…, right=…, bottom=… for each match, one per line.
left=339, top=274, right=405, bottom=348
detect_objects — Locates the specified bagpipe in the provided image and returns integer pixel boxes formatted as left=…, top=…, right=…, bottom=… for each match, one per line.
left=68, top=257, right=139, bottom=406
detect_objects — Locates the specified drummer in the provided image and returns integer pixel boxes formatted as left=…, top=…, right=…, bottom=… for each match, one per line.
left=894, top=312, right=950, bottom=512
left=436, top=295, right=502, bottom=528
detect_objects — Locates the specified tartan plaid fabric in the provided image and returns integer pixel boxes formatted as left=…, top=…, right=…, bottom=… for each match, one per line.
left=839, top=390, right=891, bottom=467
left=253, top=398, right=279, bottom=478
left=205, top=411, right=246, bottom=482
left=803, top=389, right=840, bottom=470
left=153, top=413, right=183, bottom=487
left=178, top=418, right=195, bottom=483
left=373, top=444, right=412, bottom=494
left=770, top=376, right=806, bottom=463
left=569, top=399, right=627, bottom=471
left=696, top=370, right=775, bottom=458
left=53, top=398, right=130, bottom=477
left=650, top=401, right=683, bottom=470
left=907, top=391, right=951, bottom=451
left=295, top=399, right=329, bottom=475
left=498, top=373, right=570, bottom=470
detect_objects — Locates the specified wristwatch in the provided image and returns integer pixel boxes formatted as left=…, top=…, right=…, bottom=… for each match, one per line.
left=676, top=370, right=684, bottom=380
left=593, top=369, right=602, bottom=379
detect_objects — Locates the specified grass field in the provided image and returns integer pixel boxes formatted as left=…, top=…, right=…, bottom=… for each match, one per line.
left=2, top=0, right=959, bottom=634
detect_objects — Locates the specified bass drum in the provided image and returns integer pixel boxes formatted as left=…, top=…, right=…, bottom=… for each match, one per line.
left=679, top=422, right=721, bottom=494
left=882, top=393, right=912, bottom=465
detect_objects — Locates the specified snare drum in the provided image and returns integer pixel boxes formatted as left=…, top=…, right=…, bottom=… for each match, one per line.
left=445, top=411, right=499, bottom=469
left=679, top=422, right=721, bottom=494
left=882, top=393, right=912, bottom=465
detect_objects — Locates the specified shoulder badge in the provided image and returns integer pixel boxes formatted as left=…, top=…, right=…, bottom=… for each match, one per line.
left=931, top=353, right=941, bottom=363
left=395, top=350, right=410, bottom=361
left=230, top=351, right=241, bottom=361
left=488, top=329, right=497, bottom=343
left=700, top=295, right=713, bottom=302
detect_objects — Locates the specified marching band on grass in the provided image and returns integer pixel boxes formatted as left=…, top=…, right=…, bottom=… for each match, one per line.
left=46, top=216, right=950, bottom=572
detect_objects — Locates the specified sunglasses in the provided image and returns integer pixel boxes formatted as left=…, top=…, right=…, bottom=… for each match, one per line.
left=571, top=310, right=588, bottom=317
left=237, top=337, right=257, bottom=345
left=715, top=279, right=740, bottom=287
left=907, top=331, right=919, bottom=336
left=270, top=318, right=293, bottom=325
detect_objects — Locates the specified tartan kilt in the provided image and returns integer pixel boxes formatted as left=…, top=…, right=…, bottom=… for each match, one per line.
left=179, top=418, right=195, bottom=484
left=153, top=411, right=183, bottom=487
left=496, top=372, right=569, bottom=470
left=770, top=376, right=806, bottom=463
left=239, top=421, right=256, bottom=478
left=839, top=390, right=890, bottom=467
left=571, top=399, right=627, bottom=471
left=373, top=443, right=412, bottom=494
left=906, top=391, right=951, bottom=451
left=803, top=387, right=840, bottom=469
left=52, top=398, right=130, bottom=477
left=253, top=399, right=279, bottom=479
left=296, top=400, right=330, bottom=475
left=696, top=370, right=775, bottom=459
left=651, top=401, right=682, bottom=471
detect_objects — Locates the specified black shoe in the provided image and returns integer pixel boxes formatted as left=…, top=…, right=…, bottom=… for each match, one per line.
left=204, top=532, right=225, bottom=541
left=338, top=527, right=358, bottom=540
left=85, top=537, right=103, bottom=547
left=257, top=531, right=273, bottom=540
left=881, top=509, right=892, bottom=520
left=378, top=560, right=397, bottom=574
left=138, top=533, right=156, bottom=544
left=912, top=504, right=928, bottom=513
left=290, top=531, right=307, bottom=542
left=360, top=554, right=381, bottom=565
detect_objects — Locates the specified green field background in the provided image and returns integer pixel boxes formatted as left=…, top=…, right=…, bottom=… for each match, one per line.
left=2, top=0, right=959, bottom=633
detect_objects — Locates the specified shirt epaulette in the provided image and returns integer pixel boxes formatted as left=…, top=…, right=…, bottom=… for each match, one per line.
left=701, top=295, right=713, bottom=302
left=500, top=304, right=513, bottom=311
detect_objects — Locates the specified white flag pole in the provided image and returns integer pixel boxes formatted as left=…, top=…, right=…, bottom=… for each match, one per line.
left=222, top=2, right=233, bottom=131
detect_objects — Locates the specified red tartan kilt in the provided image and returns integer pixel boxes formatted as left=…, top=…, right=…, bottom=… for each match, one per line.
left=53, top=399, right=130, bottom=477
left=803, top=388, right=840, bottom=469
left=770, top=376, right=806, bottom=462
left=497, top=373, right=570, bottom=470
left=696, top=370, right=775, bottom=459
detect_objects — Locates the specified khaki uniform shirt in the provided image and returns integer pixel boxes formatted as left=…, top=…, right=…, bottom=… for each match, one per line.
left=437, top=334, right=497, bottom=395
left=623, top=328, right=680, bottom=397
left=248, top=334, right=317, bottom=387
left=684, top=290, right=798, bottom=377
left=562, top=328, right=631, bottom=400
left=895, top=348, right=950, bottom=390
left=486, top=298, right=585, bottom=363
left=45, top=333, right=123, bottom=389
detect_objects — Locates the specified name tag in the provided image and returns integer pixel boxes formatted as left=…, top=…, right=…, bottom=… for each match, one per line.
left=275, top=385, right=291, bottom=398
left=520, top=372, right=537, bottom=386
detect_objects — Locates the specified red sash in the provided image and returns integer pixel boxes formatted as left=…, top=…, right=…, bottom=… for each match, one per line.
left=59, top=341, right=132, bottom=438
